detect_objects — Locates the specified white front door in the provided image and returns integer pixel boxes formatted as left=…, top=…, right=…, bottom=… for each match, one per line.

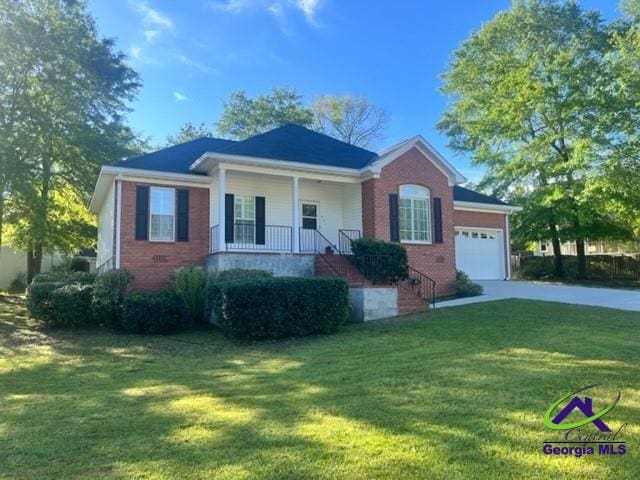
left=455, top=228, right=505, bottom=280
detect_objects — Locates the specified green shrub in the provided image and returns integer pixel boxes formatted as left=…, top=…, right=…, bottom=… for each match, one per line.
left=26, top=281, right=65, bottom=321
left=120, top=291, right=190, bottom=334
left=70, top=256, right=90, bottom=272
left=92, top=269, right=134, bottom=327
left=455, top=270, right=483, bottom=297
left=49, top=284, right=94, bottom=328
left=171, top=266, right=207, bottom=325
left=204, top=269, right=274, bottom=322
left=211, top=277, right=349, bottom=340
left=350, top=238, right=408, bottom=283
left=32, top=271, right=95, bottom=285
left=8, top=273, right=27, bottom=294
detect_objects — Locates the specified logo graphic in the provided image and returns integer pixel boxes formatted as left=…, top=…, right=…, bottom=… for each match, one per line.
left=543, top=385, right=620, bottom=432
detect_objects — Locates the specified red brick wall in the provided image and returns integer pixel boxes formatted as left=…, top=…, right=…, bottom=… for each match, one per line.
left=119, top=181, right=210, bottom=290
left=454, top=209, right=509, bottom=278
left=362, top=147, right=457, bottom=296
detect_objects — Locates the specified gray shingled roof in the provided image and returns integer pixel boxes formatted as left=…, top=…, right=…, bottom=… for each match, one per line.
left=453, top=186, right=507, bottom=205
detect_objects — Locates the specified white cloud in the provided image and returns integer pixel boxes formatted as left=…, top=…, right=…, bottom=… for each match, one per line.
left=130, top=46, right=142, bottom=59
left=144, top=29, right=160, bottom=42
left=173, top=91, right=191, bottom=102
left=176, top=54, right=217, bottom=75
left=205, top=0, right=325, bottom=27
left=131, top=1, right=174, bottom=31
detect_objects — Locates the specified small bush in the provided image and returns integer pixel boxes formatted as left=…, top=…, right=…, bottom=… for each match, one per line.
left=211, top=277, right=349, bottom=340
left=350, top=238, right=408, bottom=283
left=171, top=266, right=207, bottom=325
left=120, top=291, right=190, bottom=334
left=8, top=273, right=27, bottom=294
left=49, top=284, right=94, bottom=328
left=455, top=270, right=483, bottom=297
left=70, top=256, right=90, bottom=272
left=92, top=269, right=134, bottom=327
left=32, top=271, right=95, bottom=285
left=518, top=256, right=557, bottom=279
left=26, top=281, right=65, bottom=321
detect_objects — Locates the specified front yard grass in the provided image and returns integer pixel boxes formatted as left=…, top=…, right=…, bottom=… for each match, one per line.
left=0, top=296, right=638, bottom=479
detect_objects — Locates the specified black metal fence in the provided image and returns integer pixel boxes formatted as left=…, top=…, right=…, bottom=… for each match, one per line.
left=514, top=254, right=640, bottom=281
left=210, top=224, right=292, bottom=252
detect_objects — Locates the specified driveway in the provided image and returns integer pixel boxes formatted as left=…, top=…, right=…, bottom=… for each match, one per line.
left=436, top=280, right=640, bottom=312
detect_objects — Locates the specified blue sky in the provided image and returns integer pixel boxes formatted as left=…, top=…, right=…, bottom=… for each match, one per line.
left=88, top=0, right=621, bottom=182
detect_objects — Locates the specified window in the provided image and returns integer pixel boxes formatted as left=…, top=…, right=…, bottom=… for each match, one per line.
left=399, top=185, right=431, bottom=243
left=150, top=187, right=175, bottom=241
left=302, top=203, right=318, bottom=230
left=234, top=195, right=255, bottom=243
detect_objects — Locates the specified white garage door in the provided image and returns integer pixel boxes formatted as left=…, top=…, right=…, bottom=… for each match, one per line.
left=455, top=228, right=505, bottom=280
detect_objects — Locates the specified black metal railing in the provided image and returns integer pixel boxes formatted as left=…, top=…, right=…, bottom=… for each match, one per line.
left=299, top=228, right=339, bottom=254
left=397, top=265, right=437, bottom=308
left=338, top=229, right=361, bottom=255
left=210, top=223, right=292, bottom=253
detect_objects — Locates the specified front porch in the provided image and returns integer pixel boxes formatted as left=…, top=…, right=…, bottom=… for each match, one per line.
left=206, top=167, right=363, bottom=255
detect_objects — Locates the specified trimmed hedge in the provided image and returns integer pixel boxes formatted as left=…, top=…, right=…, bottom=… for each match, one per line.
left=350, top=238, right=408, bottom=283
left=92, top=269, right=134, bottom=327
left=211, top=277, right=349, bottom=340
left=32, top=271, right=96, bottom=285
left=204, top=269, right=273, bottom=322
left=26, top=281, right=65, bottom=321
left=120, top=291, right=190, bottom=334
left=49, top=284, right=94, bottom=328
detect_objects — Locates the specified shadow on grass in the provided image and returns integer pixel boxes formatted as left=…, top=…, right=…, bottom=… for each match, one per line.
left=0, top=299, right=639, bottom=479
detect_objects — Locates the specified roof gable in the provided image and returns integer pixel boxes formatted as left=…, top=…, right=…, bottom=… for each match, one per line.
left=453, top=185, right=507, bottom=205
left=369, top=136, right=466, bottom=185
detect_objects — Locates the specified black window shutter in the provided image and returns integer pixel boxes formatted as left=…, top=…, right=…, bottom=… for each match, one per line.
left=224, top=193, right=234, bottom=243
left=177, top=189, right=189, bottom=242
left=389, top=193, right=399, bottom=242
left=433, top=197, right=443, bottom=244
left=135, top=185, right=149, bottom=240
left=255, top=196, right=266, bottom=245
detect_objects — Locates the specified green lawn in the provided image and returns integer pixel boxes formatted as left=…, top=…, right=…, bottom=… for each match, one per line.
left=0, top=296, right=638, bottom=479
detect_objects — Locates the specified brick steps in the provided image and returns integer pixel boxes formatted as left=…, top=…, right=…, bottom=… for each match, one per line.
left=314, top=254, right=368, bottom=286
left=397, top=287, right=428, bottom=314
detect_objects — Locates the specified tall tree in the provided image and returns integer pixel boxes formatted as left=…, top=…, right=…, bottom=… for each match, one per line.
left=166, top=122, right=212, bottom=146
left=312, top=95, right=389, bottom=148
left=0, top=0, right=140, bottom=279
left=215, top=87, right=313, bottom=140
left=438, top=0, right=634, bottom=278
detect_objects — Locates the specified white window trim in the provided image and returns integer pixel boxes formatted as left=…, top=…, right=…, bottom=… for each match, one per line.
left=149, top=186, right=176, bottom=242
left=399, top=185, right=433, bottom=245
left=233, top=194, right=256, bottom=244
left=301, top=200, right=320, bottom=230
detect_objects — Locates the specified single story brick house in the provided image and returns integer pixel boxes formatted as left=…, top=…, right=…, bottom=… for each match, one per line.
left=89, top=124, right=519, bottom=313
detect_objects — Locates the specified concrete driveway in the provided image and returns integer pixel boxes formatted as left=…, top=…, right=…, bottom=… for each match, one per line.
left=436, top=280, right=640, bottom=312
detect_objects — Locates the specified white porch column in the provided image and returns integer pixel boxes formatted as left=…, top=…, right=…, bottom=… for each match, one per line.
left=218, top=167, right=226, bottom=251
left=292, top=176, right=300, bottom=253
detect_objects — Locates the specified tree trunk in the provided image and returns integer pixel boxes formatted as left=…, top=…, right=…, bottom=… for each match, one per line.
left=548, top=220, right=564, bottom=278
left=0, top=185, right=4, bottom=256
left=27, top=246, right=36, bottom=283
left=576, top=239, right=587, bottom=279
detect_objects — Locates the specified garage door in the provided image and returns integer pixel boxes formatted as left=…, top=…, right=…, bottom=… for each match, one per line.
left=455, top=228, right=505, bottom=280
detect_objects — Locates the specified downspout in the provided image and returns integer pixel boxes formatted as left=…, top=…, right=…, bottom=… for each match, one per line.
left=505, top=213, right=512, bottom=280
left=115, top=175, right=123, bottom=269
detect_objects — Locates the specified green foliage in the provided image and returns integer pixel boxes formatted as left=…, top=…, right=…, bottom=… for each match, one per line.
left=438, top=0, right=640, bottom=276
left=350, top=238, right=408, bottom=283
left=70, top=257, right=90, bottom=272
left=166, top=122, right=212, bottom=146
left=26, top=281, right=64, bottom=321
left=0, top=0, right=141, bottom=277
left=215, top=87, right=313, bottom=139
left=92, top=269, right=133, bottom=327
left=312, top=95, right=389, bottom=148
left=518, top=255, right=640, bottom=281
left=120, top=291, right=190, bottom=334
left=32, top=271, right=95, bottom=285
left=171, top=266, right=207, bottom=326
left=8, top=273, right=27, bottom=294
left=211, top=268, right=274, bottom=283
left=211, top=277, right=349, bottom=340
left=455, top=271, right=484, bottom=297
left=49, top=284, right=94, bottom=328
